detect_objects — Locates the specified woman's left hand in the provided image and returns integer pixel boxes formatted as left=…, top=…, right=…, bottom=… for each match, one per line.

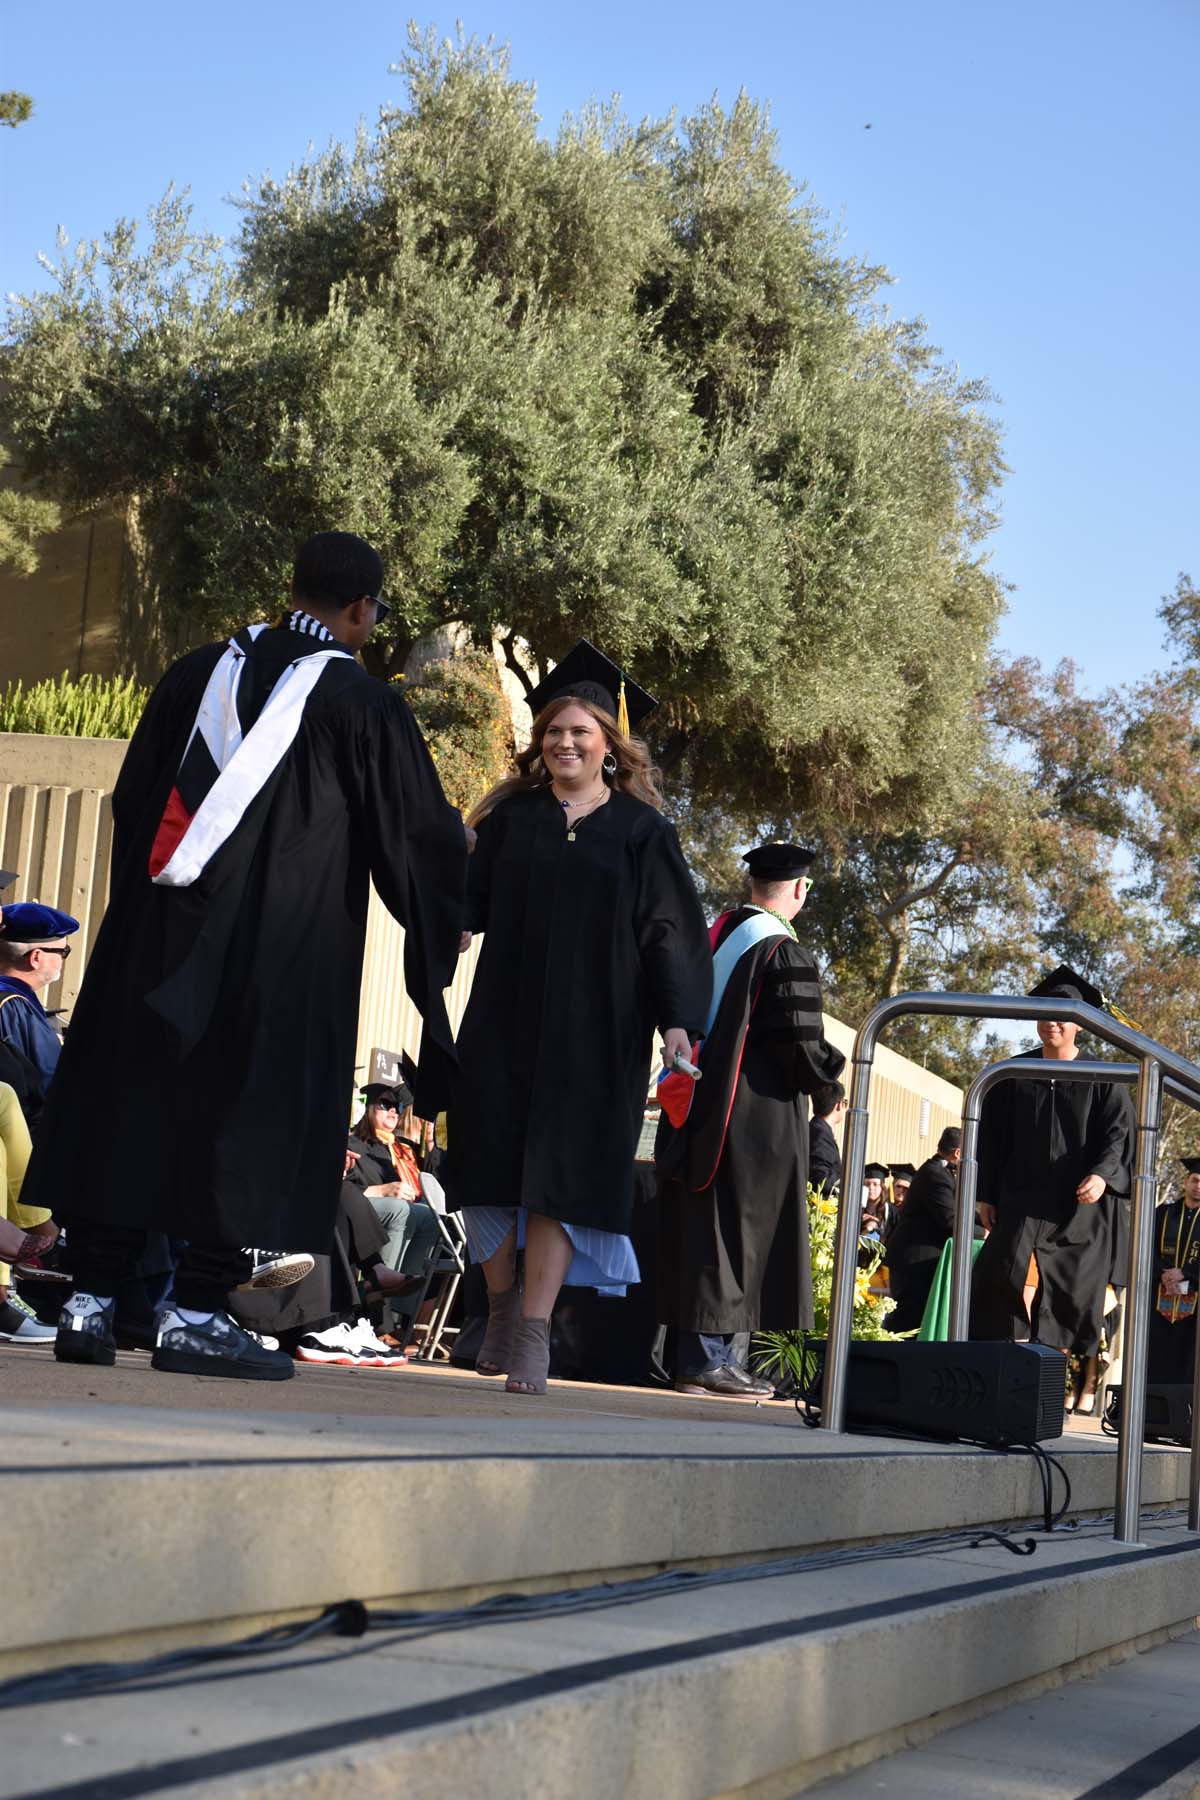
left=662, top=1027, right=693, bottom=1071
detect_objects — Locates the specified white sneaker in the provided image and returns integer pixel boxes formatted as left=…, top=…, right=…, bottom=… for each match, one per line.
left=294, top=1322, right=369, bottom=1366
left=245, top=1329, right=280, bottom=1351
left=348, top=1318, right=408, bottom=1367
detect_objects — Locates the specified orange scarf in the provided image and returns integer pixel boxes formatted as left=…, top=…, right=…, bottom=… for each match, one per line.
left=374, top=1127, right=421, bottom=1192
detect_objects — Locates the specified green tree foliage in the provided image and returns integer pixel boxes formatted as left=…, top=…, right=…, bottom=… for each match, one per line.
left=402, top=649, right=513, bottom=812
left=2, top=26, right=1004, bottom=836
left=0, top=671, right=150, bottom=738
left=0, top=92, right=33, bottom=128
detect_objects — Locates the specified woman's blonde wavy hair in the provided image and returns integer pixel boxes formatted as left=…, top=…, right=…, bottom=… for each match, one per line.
left=467, top=695, right=663, bottom=828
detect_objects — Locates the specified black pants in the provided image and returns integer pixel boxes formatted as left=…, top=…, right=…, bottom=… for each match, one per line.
left=67, top=1222, right=251, bottom=1314
left=970, top=1208, right=1108, bottom=1357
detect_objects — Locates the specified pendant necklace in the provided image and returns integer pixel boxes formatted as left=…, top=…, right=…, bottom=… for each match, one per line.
left=557, top=786, right=605, bottom=843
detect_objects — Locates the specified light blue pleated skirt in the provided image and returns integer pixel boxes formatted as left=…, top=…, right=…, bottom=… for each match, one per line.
left=460, top=1205, right=640, bottom=1298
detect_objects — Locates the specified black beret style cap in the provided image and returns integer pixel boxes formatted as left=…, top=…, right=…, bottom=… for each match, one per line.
left=527, top=639, right=657, bottom=733
left=1028, top=964, right=1105, bottom=1010
left=743, top=842, right=816, bottom=879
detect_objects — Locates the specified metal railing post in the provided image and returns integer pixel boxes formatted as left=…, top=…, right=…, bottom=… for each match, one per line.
left=822, top=1055, right=875, bottom=1433
left=949, top=1096, right=983, bottom=1341
left=1115, top=1055, right=1162, bottom=1544
left=1190, top=1297, right=1200, bottom=1533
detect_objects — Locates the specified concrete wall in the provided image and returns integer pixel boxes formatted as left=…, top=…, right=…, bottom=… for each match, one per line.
left=0, top=733, right=964, bottom=1152
left=0, top=477, right=130, bottom=685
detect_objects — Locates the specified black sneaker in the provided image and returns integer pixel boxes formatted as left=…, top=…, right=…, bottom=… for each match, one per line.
left=55, top=1293, right=117, bottom=1365
left=151, top=1308, right=295, bottom=1381
left=234, top=1250, right=315, bottom=1292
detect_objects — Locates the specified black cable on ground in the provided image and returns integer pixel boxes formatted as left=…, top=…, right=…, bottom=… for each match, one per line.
left=0, top=1519, right=1047, bottom=1712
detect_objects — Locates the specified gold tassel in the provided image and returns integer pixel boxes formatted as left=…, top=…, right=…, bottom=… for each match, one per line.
left=1108, top=1001, right=1146, bottom=1035
left=617, top=677, right=630, bottom=739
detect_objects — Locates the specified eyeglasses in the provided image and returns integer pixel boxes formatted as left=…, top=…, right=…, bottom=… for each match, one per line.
left=36, top=944, right=71, bottom=960
left=371, top=593, right=391, bottom=624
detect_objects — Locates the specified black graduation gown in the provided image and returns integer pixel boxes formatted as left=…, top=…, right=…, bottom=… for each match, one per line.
left=21, top=626, right=465, bottom=1252
left=656, top=908, right=845, bottom=1334
left=809, top=1115, right=842, bottom=1197
left=970, top=1048, right=1134, bottom=1354
left=449, top=787, right=711, bottom=1234
left=1147, top=1197, right=1200, bottom=1384
left=883, top=1154, right=958, bottom=1332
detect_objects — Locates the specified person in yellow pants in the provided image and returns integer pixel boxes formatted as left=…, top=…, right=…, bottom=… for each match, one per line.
left=0, top=1081, right=58, bottom=1342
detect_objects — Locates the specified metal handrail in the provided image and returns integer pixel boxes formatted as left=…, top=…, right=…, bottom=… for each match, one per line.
left=821, top=991, right=1200, bottom=1545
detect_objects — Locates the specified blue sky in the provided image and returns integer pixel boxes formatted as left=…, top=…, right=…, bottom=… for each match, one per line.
left=4, top=0, right=1196, bottom=692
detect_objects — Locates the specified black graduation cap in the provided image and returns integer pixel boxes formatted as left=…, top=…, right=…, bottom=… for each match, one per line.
left=889, top=1163, right=917, bottom=1181
left=743, top=842, right=816, bottom=880
left=0, top=869, right=17, bottom=893
left=863, top=1162, right=890, bottom=1181
left=1180, top=1158, right=1200, bottom=1175
left=527, top=639, right=657, bottom=736
left=1028, top=965, right=1104, bottom=1010
left=401, top=1050, right=419, bottom=1092
left=360, top=1081, right=412, bottom=1110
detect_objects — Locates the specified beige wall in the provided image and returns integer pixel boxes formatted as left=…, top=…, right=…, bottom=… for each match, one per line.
left=0, top=482, right=129, bottom=685
left=0, top=733, right=965, bottom=1141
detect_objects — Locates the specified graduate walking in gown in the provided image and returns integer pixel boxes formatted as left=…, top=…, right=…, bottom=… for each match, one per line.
left=970, top=967, right=1134, bottom=1358
left=22, top=532, right=467, bottom=1380
left=656, top=842, right=845, bottom=1396
left=452, top=641, right=712, bottom=1396
left=1147, top=1158, right=1200, bottom=1385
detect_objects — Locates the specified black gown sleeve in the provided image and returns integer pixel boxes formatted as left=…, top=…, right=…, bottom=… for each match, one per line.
left=463, top=806, right=502, bottom=935
left=752, top=940, right=846, bottom=1095
left=354, top=685, right=468, bottom=1060
left=633, top=818, right=712, bottom=1037
left=976, top=1079, right=1011, bottom=1213
left=1086, top=1082, right=1135, bottom=1195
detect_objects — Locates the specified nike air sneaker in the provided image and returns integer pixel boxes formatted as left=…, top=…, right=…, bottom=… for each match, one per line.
left=152, top=1308, right=295, bottom=1381
left=348, top=1319, right=408, bottom=1367
left=295, top=1321, right=373, bottom=1366
left=55, top=1292, right=117, bottom=1365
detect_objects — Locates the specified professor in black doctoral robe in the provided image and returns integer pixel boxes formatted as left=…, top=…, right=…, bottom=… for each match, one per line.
left=23, top=532, right=467, bottom=1379
left=970, top=967, right=1134, bottom=1357
left=656, top=841, right=845, bottom=1397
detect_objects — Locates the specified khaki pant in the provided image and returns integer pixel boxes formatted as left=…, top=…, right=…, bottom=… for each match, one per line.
left=0, top=1080, right=48, bottom=1286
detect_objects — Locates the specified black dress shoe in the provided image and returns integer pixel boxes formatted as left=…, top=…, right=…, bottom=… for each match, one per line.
left=152, top=1309, right=295, bottom=1381
left=676, top=1364, right=774, bottom=1398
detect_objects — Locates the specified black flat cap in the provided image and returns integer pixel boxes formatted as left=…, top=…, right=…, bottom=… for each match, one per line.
left=743, top=842, right=815, bottom=880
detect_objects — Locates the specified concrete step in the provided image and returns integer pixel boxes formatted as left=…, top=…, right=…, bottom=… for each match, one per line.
left=5, top=1519, right=1200, bottom=1799
left=2, top=1355, right=1194, bottom=1680
left=811, top=1626, right=1200, bottom=1797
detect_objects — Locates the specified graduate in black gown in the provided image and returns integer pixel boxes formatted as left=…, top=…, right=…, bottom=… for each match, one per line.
left=883, top=1129, right=962, bottom=1333
left=452, top=641, right=711, bottom=1396
left=1147, top=1158, right=1200, bottom=1385
left=656, top=842, right=845, bottom=1397
left=23, top=532, right=467, bottom=1380
left=970, top=966, right=1134, bottom=1357
left=808, top=1080, right=846, bottom=1198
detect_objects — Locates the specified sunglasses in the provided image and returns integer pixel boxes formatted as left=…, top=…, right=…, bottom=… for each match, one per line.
left=371, top=593, right=391, bottom=625
left=371, top=1100, right=400, bottom=1112
left=36, top=944, right=71, bottom=960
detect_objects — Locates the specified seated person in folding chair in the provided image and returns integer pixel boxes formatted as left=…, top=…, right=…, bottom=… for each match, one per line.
left=350, top=1083, right=442, bottom=1344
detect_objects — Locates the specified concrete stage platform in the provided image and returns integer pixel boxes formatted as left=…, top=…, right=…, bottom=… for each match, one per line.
left=3, top=1346, right=1200, bottom=1797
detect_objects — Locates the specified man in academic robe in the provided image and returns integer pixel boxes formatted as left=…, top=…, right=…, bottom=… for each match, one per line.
left=656, top=842, right=845, bottom=1397
left=0, top=902, right=79, bottom=1088
left=808, top=1080, right=846, bottom=1197
left=1147, top=1157, right=1200, bottom=1385
left=970, top=966, right=1134, bottom=1357
left=22, top=531, right=467, bottom=1380
left=883, top=1129, right=962, bottom=1333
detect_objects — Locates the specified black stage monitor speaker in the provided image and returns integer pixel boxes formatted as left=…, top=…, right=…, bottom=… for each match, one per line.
left=1103, top=1383, right=1193, bottom=1447
left=806, top=1340, right=1067, bottom=1445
